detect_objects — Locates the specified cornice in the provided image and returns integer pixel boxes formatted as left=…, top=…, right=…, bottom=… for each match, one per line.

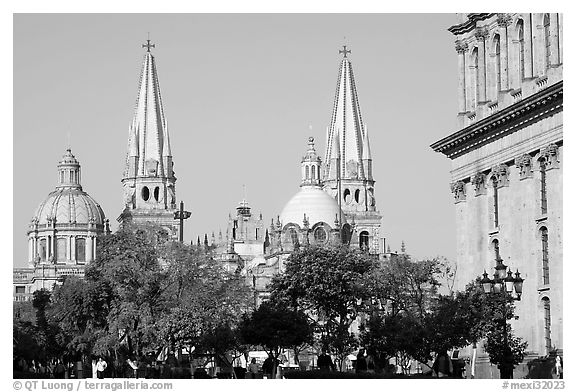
left=448, top=13, right=496, bottom=35
left=431, top=81, right=563, bottom=159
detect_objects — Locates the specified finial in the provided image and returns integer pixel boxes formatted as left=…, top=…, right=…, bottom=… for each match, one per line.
left=142, top=35, right=155, bottom=52
left=339, top=45, right=351, bottom=58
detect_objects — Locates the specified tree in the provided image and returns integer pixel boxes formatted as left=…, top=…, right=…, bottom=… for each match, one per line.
left=360, top=254, right=448, bottom=372
left=239, top=301, right=313, bottom=378
left=269, top=245, right=376, bottom=370
left=49, top=276, right=112, bottom=364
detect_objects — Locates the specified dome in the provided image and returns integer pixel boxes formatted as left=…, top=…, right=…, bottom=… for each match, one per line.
left=279, top=186, right=345, bottom=228
left=31, top=188, right=106, bottom=227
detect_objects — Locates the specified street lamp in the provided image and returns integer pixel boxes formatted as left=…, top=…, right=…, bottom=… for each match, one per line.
left=479, top=258, right=525, bottom=379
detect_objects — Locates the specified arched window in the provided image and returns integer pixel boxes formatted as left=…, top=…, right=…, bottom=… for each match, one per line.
left=305, top=165, right=309, bottom=179
left=544, top=14, right=551, bottom=69
left=517, top=20, right=525, bottom=85
left=541, top=227, right=549, bottom=285
left=314, top=226, right=327, bottom=244
left=57, top=237, right=67, bottom=261
left=311, top=165, right=316, bottom=180
left=154, top=186, right=160, bottom=202
left=492, top=34, right=501, bottom=100
left=539, top=159, right=548, bottom=215
left=38, top=238, right=47, bottom=261
left=542, top=297, right=552, bottom=353
left=289, top=228, right=299, bottom=245
left=359, top=231, right=370, bottom=251
left=343, top=188, right=351, bottom=204
left=142, top=186, right=150, bottom=201
left=491, top=176, right=499, bottom=228
left=469, top=48, right=479, bottom=110
left=76, top=238, right=86, bottom=262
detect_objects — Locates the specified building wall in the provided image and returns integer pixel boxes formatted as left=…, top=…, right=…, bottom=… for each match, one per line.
left=433, top=13, right=563, bottom=369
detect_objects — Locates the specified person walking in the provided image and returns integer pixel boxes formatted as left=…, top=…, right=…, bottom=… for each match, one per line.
left=96, top=357, right=107, bottom=379
left=248, top=358, right=259, bottom=379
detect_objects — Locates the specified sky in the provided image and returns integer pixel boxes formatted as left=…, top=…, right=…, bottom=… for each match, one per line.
left=13, top=13, right=459, bottom=267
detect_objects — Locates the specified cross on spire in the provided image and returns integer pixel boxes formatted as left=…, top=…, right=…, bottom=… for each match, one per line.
left=142, top=38, right=155, bottom=52
left=339, top=45, right=351, bottom=58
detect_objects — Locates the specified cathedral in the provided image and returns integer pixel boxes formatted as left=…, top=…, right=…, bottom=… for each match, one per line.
left=431, top=13, right=563, bottom=377
left=14, top=40, right=384, bottom=302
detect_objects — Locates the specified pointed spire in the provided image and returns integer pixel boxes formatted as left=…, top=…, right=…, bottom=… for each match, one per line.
left=324, top=48, right=371, bottom=181
left=197, top=236, right=201, bottom=247
left=126, top=42, right=171, bottom=178
left=362, top=125, right=372, bottom=161
left=204, top=233, right=209, bottom=248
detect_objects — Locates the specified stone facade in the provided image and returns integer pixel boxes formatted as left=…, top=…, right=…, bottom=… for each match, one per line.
left=431, top=13, right=563, bottom=377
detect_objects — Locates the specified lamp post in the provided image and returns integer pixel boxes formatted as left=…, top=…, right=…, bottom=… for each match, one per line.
left=479, top=258, right=524, bottom=379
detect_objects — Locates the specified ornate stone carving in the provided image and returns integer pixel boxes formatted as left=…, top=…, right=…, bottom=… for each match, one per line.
left=497, top=13, right=512, bottom=28
left=123, top=183, right=136, bottom=208
left=455, top=40, right=469, bottom=54
left=515, top=153, right=533, bottom=180
left=540, top=143, right=560, bottom=169
left=346, top=160, right=358, bottom=179
left=474, top=27, right=489, bottom=41
left=490, top=164, right=510, bottom=187
left=471, top=172, right=487, bottom=196
left=450, top=181, right=467, bottom=202
left=167, top=184, right=176, bottom=206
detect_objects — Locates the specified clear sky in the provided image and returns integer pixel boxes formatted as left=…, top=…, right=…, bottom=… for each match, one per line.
left=13, top=13, right=459, bottom=267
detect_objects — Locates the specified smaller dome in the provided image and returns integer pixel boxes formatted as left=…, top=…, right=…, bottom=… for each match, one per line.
left=280, top=187, right=345, bottom=228
left=59, top=148, right=80, bottom=165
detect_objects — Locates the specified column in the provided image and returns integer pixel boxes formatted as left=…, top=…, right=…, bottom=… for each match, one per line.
left=71, top=236, right=76, bottom=262
left=455, top=40, right=468, bottom=113
left=32, top=237, right=37, bottom=262
left=46, top=236, right=50, bottom=260
left=67, top=236, right=72, bottom=262
left=558, top=14, right=563, bottom=64
left=532, top=13, right=544, bottom=77
left=475, top=27, right=488, bottom=103
left=86, top=235, right=93, bottom=262
left=549, top=13, right=560, bottom=66
left=28, top=238, right=33, bottom=263
left=524, top=13, right=534, bottom=79
left=93, top=237, right=97, bottom=260
left=498, top=14, right=512, bottom=90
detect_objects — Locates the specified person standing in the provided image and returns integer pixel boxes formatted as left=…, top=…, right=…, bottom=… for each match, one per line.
left=555, top=356, right=563, bottom=379
left=355, top=348, right=368, bottom=375
left=96, top=357, right=107, bottom=379
left=262, top=355, right=274, bottom=379
left=248, top=358, right=259, bottom=379
left=432, top=350, right=453, bottom=378
left=317, top=349, right=335, bottom=372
